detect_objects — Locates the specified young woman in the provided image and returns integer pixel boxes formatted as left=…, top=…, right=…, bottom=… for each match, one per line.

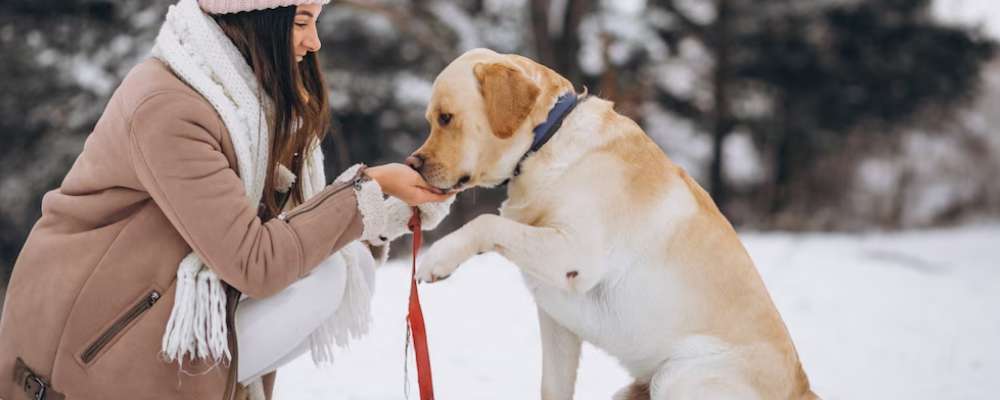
left=0, top=1, right=451, bottom=399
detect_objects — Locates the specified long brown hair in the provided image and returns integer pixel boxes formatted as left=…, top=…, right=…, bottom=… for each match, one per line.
left=213, top=7, right=331, bottom=220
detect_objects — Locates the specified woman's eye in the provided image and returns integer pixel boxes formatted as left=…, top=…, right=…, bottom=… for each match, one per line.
left=438, top=113, right=453, bottom=126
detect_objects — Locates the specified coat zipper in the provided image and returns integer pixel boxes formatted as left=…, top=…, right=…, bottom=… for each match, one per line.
left=81, top=290, right=161, bottom=364
left=277, top=181, right=353, bottom=222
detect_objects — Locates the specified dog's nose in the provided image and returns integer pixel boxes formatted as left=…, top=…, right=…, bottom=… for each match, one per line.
left=405, top=154, right=425, bottom=171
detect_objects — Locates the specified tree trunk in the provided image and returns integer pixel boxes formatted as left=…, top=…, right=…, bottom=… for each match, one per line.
left=559, top=0, right=590, bottom=83
left=530, top=0, right=556, bottom=68
left=708, top=0, right=732, bottom=209
left=771, top=130, right=792, bottom=214
left=770, top=94, right=797, bottom=215
left=530, top=0, right=591, bottom=81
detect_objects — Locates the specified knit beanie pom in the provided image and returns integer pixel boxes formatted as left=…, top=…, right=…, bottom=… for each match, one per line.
left=198, top=0, right=331, bottom=15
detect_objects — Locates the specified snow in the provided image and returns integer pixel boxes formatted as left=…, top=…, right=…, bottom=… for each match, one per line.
left=429, top=1, right=481, bottom=52
left=723, top=129, right=766, bottom=188
left=275, top=224, right=1000, bottom=400
left=934, top=0, right=1000, bottom=39
left=672, top=0, right=716, bottom=25
left=393, top=73, right=434, bottom=107
left=642, top=104, right=712, bottom=182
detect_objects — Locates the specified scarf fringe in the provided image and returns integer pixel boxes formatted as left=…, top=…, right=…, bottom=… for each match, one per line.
left=161, top=254, right=232, bottom=365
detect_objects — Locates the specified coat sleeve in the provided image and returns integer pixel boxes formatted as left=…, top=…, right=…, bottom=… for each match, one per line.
left=126, top=90, right=363, bottom=298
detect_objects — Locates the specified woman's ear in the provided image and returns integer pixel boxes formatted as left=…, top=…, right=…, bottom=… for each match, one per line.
left=473, top=62, right=541, bottom=139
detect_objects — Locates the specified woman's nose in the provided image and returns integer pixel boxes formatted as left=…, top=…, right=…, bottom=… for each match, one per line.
left=304, top=29, right=322, bottom=53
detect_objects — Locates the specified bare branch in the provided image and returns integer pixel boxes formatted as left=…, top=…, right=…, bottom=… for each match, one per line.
left=657, top=0, right=709, bottom=38
left=655, top=90, right=709, bottom=125
left=337, top=0, right=456, bottom=59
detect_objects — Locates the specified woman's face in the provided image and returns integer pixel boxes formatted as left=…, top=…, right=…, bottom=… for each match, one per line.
left=293, top=4, right=323, bottom=63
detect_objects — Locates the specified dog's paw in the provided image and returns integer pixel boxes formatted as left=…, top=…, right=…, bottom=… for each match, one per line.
left=416, top=234, right=473, bottom=283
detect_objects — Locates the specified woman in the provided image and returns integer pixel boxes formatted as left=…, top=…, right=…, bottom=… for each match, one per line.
left=0, top=0, right=451, bottom=399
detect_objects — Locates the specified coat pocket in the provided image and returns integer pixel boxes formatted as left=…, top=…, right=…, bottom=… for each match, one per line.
left=80, top=289, right=162, bottom=364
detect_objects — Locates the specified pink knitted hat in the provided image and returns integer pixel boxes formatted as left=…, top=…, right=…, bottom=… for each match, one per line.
left=198, top=0, right=331, bottom=14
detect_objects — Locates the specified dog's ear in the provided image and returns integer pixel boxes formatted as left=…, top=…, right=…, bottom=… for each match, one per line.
left=474, top=62, right=541, bottom=139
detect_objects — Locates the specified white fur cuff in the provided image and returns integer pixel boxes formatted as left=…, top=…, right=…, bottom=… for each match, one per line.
left=334, top=164, right=455, bottom=246
left=335, top=164, right=390, bottom=245
left=334, top=164, right=365, bottom=184
left=355, top=178, right=389, bottom=245
left=416, top=196, right=455, bottom=231
left=379, top=195, right=455, bottom=243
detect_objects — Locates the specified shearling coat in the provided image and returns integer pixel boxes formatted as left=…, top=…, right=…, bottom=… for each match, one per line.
left=0, top=58, right=365, bottom=400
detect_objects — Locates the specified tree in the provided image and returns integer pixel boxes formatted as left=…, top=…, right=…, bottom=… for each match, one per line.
left=634, top=0, right=994, bottom=221
left=744, top=0, right=992, bottom=215
left=0, top=0, right=173, bottom=299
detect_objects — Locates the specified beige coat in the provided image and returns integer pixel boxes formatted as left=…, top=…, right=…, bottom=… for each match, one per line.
left=0, top=58, right=365, bottom=400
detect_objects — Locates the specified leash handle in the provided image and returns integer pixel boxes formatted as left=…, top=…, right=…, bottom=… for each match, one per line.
left=408, top=208, right=435, bottom=400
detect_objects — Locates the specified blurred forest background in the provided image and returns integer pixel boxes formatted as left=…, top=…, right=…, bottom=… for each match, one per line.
left=2, top=0, right=1000, bottom=298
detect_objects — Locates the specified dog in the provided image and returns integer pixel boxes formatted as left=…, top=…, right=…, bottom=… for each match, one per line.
left=410, top=48, right=819, bottom=400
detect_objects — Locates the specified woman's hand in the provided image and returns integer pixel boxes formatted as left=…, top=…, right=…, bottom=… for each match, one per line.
left=364, top=163, right=453, bottom=206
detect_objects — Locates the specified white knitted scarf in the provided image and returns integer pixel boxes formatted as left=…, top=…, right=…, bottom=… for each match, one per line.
left=151, top=0, right=374, bottom=369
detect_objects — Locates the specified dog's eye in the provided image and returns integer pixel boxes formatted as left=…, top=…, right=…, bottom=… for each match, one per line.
left=438, top=113, right=453, bottom=127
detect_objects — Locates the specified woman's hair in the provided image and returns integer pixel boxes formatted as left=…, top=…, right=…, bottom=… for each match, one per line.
left=213, top=7, right=330, bottom=220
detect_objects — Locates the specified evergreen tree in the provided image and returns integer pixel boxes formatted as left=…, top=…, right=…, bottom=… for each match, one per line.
left=641, top=0, right=994, bottom=220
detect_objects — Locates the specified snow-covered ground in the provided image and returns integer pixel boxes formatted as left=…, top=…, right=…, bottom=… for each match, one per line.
left=276, top=223, right=1000, bottom=400
left=936, top=0, right=1000, bottom=39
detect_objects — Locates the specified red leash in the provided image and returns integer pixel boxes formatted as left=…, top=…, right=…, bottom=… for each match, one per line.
left=407, top=208, right=435, bottom=400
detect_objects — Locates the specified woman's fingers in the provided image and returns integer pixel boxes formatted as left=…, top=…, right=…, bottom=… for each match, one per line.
left=365, top=163, right=454, bottom=205
left=419, top=188, right=453, bottom=202
left=402, top=186, right=451, bottom=206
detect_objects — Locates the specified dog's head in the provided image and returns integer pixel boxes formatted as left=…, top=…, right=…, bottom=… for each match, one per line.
left=406, top=48, right=574, bottom=193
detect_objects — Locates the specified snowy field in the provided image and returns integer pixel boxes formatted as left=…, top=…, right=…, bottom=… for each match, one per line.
left=276, top=223, right=1000, bottom=400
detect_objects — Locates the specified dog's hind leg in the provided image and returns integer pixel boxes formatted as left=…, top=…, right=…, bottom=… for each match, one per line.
left=538, top=307, right=581, bottom=400
left=647, top=362, right=760, bottom=400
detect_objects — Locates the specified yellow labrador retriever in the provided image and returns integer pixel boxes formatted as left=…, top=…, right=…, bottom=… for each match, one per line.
left=410, top=48, right=818, bottom=400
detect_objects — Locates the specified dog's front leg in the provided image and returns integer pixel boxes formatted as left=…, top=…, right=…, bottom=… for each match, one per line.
left=417, top=214, right=601, bottom=293
left=415, top=213, right=498, bottom=283
left=538, top=307, right=581, bottom=400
